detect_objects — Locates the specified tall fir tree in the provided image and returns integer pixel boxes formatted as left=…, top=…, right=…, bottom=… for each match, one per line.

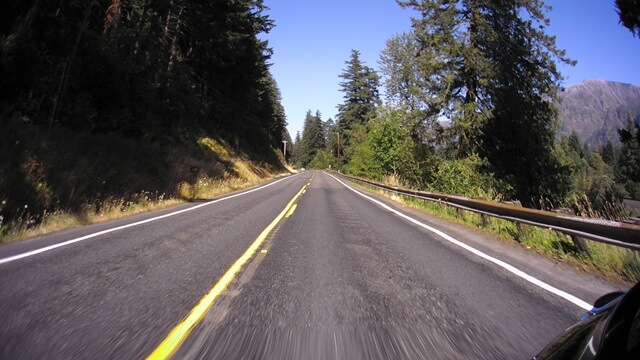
left=397, top=0, right=492, bottom=158
left=478, top=0, right=574, bottom=205
left=616, top=0, right=640, bottom=38
left=0, top=0, right=284, bottom=150
left=290, top=131, right=302, bottom=165
left=336, top=49, right=381, bottom=162
left=601, top=141, right=617, bottom=166
left=398, top=0, right=574, bottom=204
left=379, top=30, right=443, bottom=170
left=298, top=110, right=326, bottom=166
left=615, top=114, right=640, bottom=198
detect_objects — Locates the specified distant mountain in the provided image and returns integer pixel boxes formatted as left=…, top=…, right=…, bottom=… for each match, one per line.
left=558, top=79, right=640, bottom=147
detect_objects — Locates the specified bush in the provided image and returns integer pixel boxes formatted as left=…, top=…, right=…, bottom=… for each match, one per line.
left=308, top=150, right=335, bottom=169
left=429, top=154, right=509, bottom=200
left=346, top=108, right=427, bottom=184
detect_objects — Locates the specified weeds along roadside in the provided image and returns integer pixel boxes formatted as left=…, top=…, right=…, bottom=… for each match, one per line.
left=349, top=179, right=640, bottom=284
left=0, top=175, right=277, bottom=243
left=0, top=121, right=289, bottom=243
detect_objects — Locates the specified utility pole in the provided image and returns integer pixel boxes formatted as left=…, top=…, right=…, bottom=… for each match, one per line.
left=337, top=133, right=341, bottom=163
left=282, top=140, right=288, bottom=160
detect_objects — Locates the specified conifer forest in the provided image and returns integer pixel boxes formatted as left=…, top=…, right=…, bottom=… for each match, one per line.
left=1, top=0, right=639, bottom=236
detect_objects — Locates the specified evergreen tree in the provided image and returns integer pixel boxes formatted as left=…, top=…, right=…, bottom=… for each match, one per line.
left=616, top=0, right=640, bottom=38
left=324, top=118, right=335, bottom=142
left=0, top=0, right=288, bottom=227
left=478, top=0, right=574, bottom=205
left=290, top=131, right=302, bottom=165
left=379, top=30, right=443, bottom=177
left=325, top=118, right=341, bottom=162
left=336, top=49, right=381, bottom=162
left=601, top=141, right=617, bottom=166
left=0, top=0, right=284, bottom=149
left=259, top=73, right=288, bottom=149
left=399, top=0, right=574, bottom=204
left=397, top=0, right=493, bottom=157
left=311, top=110, right=327, bottom=152
left=298, top=110, right=326, bottom=166
left=615, top=114, right=640, bottom=198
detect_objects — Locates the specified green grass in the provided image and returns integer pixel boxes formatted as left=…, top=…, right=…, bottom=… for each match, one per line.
left=0, top=121, right=289, bottom=243
left=1, top=172, right=287, bottom=243
left=360, top=183, right=640, bottom=283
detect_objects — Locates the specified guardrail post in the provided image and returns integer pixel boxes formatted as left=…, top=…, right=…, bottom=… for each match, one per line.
left=457, top=208, right=465, bottom=221
left=503, top=201, right=525, bottom=242
left=552, top=208, right=591, bottom=257
left=570, top=235, right=592, bottom=257
left=481, top=214, right=491, bottom=227
left=515, top=223, right=526, bottom=243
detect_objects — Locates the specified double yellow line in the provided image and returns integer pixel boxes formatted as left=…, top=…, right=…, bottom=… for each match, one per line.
left=147, top=182, right=308, bottom=359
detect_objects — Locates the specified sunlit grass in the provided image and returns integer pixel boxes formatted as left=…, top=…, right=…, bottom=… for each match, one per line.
left=354, top=181, right=640, bottom=283
left=0, top=175, right=274, bottom=243
left=1, top=135, right=290, bottom=243
left=198, top=137, right=233, bottom=159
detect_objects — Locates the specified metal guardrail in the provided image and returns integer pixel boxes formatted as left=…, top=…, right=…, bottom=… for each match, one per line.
left=333, top=172, right=640, bottom=252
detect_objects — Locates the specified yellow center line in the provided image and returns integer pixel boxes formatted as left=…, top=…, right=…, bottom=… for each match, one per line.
left=285, top=204, right=298, bottom=218
left=147, top=183, right=307, bottom=360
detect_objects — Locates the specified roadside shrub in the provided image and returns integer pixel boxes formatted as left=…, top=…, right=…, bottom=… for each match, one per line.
left=429, top=154, right=509, bottom=200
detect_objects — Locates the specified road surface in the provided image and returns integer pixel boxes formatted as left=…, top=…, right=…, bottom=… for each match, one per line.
left=0, top=171, right=623, bottom=359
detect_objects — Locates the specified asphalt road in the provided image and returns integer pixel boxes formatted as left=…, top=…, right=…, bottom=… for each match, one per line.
left=0, top=171, right=625, bottom=359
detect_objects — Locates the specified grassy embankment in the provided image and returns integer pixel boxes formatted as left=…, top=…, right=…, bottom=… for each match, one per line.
left=353, top=175, right=640, bottom=283
left=0, top=122, right=290, bottom=242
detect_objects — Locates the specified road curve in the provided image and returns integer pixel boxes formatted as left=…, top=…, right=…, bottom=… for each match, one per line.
left=0, top=171, right=623, bottom=359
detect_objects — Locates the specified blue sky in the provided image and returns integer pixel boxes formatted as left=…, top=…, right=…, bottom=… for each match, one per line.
left=262, top=0, right=640, bottom=138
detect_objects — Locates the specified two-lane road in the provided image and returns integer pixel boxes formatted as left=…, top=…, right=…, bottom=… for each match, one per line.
left=0, top=171, right=621, bottom=359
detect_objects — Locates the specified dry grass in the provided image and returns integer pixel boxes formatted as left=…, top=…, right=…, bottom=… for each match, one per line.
left=1, top=132, right=289, bottom=243
left=2, top=174, right=282, bottom=243
left=354, top=181, right=640, bottom=283
left=2, top=197, right=182, bottom=242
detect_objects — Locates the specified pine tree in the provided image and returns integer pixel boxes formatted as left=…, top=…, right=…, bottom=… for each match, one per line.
left=0, top=0, right=284, bottom=149
left=298, top=110, right=326, bottom=166
left=478, top=0, right=574, bottom=205
left=337, top=50, right=381, bottom=128
left=615, top=114, right=640, bottom=198
left=336, top=49, right=381, bottom=162
left=601, top=141, right=617, bottom=166
left=379, top=30, right=444, bottom=163
left=399, top=0, right=574, bottom=204
left=311, top=110, right=327, bottom=152
left=397, top=0, right=493, bottom=157
left=290, top=131, right=302, bottom=165
left=616, top=0, right=640, bottom=38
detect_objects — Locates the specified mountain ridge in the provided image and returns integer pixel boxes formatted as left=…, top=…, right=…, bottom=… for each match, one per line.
left=558, top=79, right=640, bottom=147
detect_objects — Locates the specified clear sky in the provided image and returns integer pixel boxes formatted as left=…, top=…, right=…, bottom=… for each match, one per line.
left=262, top=0, right=640, bottom=138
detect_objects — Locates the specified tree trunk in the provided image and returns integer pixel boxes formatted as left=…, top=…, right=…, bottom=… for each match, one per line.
left=167, top=6, right=184, bottom=73
left=50, top=3, right=93, bottom=128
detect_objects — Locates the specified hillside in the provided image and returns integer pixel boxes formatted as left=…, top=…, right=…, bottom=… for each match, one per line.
left=558, top=79, right=640, bottom=147
left=0, top=120, right=289, bottom=242
left=0, top=1, right=291, bottom=240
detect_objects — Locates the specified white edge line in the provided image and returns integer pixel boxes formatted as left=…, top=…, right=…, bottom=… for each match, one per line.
left=326, top=172, right=592, bottom=311
left=0, top=175, right=297, bottom=266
